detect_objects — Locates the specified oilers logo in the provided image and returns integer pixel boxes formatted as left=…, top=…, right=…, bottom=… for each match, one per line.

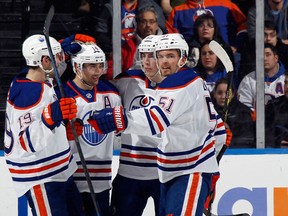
left=81, top=110, right=107, bottom=146
left=129, top=95, right=155, bottom=111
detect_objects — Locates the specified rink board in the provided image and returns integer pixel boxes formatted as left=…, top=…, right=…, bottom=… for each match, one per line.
left=1, top=149, right=288, bottom=216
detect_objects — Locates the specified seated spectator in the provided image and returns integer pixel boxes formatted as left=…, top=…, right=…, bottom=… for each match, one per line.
left=95, top=0, right=166, bottom=56
left=195, top=42, right=227, bottom=92
left=95, top=0, right=138, bottom=56
left=166, top=0, right=248, bottom=88
left=265, top=71, right=288, bottom=148
left=238, top=18, right=288, bottom=86
left=187, top=13, right=234, bottom=69
left=212, top=78, right=256, bottom=148
left=264, top=20, right=288, bottom=70
left=131, top=6, right=166, bottom=69
left=238, top=43, right=286, bottom=110
left=104, top=5, right=166, bottom=79
left=166, top=0, right=247, bottom=53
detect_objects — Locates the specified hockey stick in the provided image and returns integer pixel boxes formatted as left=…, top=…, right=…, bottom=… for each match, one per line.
left=204, top=40, right=234, bottom=216
left=209, top=40, right=234, bottom=162
left=43, top=5, right=101, bottom=216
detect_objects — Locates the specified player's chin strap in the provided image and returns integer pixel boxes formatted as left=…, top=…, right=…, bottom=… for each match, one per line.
left=174, top=57, right=187, bottom=74
left=77, top=73, right=94, bottom=89
left=147, top=69, right=161, bottom=81
left=39, top=64, right=54, bottom=81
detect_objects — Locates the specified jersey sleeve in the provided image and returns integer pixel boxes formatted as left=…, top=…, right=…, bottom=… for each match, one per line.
left=7, top=84, right=64, bottom=153
left=124, top=77, right=203, bottom=136
left=213, top=115, right=226, bottom=156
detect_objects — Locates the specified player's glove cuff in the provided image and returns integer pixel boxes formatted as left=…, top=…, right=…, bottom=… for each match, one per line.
left=42, top=101, right=62, bottom=130
left=88, top=106, right=128, bottom=134
left=42, top=98, right=77, bottom=130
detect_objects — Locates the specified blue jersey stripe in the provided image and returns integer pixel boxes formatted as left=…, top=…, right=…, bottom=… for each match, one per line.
left=145, top=109, right=156, bottom=135
left=157, top=151, right=215, bottom=172
left=120, top=159, right=158, bottom=167
left=121, top=144, right=157, bottom=152
left=26, top=127, right=35, bottom=153
left=6, top=147, right=71, bottom=166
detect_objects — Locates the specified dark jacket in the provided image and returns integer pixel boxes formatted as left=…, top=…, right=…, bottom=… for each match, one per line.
left=265, top=95, right=288, bottom=148
left=213, top=96, right=256, bottom=148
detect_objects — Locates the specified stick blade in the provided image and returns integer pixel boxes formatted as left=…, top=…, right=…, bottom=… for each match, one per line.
left=209, top=40, right=234, bottom=72
left=43, top=5, right=55, bottom=36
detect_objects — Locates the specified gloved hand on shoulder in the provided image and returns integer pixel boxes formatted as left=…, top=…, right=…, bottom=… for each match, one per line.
left=60, top=34, right=96, bottom=61
left=87, top=106, right=128, bottom=134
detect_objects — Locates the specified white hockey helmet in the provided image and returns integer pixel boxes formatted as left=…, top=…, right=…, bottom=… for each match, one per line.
left=138, top=35, right=161, bottom=53
left=71, top=43, right=106, bottom=73
left=22, top=34, right=61, bottom=67
left=155, top=33, right=189, bottom=58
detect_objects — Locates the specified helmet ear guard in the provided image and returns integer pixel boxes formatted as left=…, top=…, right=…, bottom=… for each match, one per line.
left=22, top=34, right=61, bottom=67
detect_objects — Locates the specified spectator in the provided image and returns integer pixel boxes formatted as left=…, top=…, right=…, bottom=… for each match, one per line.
left=129, top=6, right=166, bottom=70
left=88, top=33, right=226, bottom=216
left=264, top=20, right=288, bottom=70
left=104, top=5, right=165, bottom=80
left=4, top=34, right=84, bottom=215
left=212, top=78, right=256, bottom=148
left=187, top=13, right=234, bottom=69
left=57, top=43, right=122, bottom=216
left=95, top=0, right=166, bottom=56
left=247, top=0, right=288, bottom=44
left=238, top=43, right=286, bottom=110
left=265, top=71, right=288, bottom=148
left=110, top=35, right=163, bottom=216
left=195, top=42, right=227, bottom=92
left=166, top=0, right=247, bottom=52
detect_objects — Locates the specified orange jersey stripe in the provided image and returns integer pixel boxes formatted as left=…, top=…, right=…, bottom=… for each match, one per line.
left=150, top=109, right=164, bottom=132
left=120, top=152, right=157, bottom=160
left=9, top=155, right=70, bottom=174
left=158, top=140, right=215, bottom=164
left=184, top=173, right=200, bottom=216
left=33, top=185, right=48, bottom=216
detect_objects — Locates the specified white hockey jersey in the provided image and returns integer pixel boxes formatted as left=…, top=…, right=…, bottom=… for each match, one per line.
left=4, top=69, right=77, bottom=197
left=60, top=80, right=122, bottom=193
left=238, top=64, right=286, bottom=109
left=113, top=70, right=161, bottom=180
left=124, top=67, right=222, bottom=183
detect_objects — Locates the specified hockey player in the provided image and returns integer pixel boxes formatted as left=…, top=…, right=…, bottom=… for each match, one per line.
left=88, top=33, right=226, bottom=216
left=58, top=43, right=122, bottom=216
left=110, top=35, right=163, bottom=216
left=4, top=34, right=84, bottom=216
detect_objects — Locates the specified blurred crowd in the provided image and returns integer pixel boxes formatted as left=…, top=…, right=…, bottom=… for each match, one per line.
left=58, top=0, right=287, bottom=149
